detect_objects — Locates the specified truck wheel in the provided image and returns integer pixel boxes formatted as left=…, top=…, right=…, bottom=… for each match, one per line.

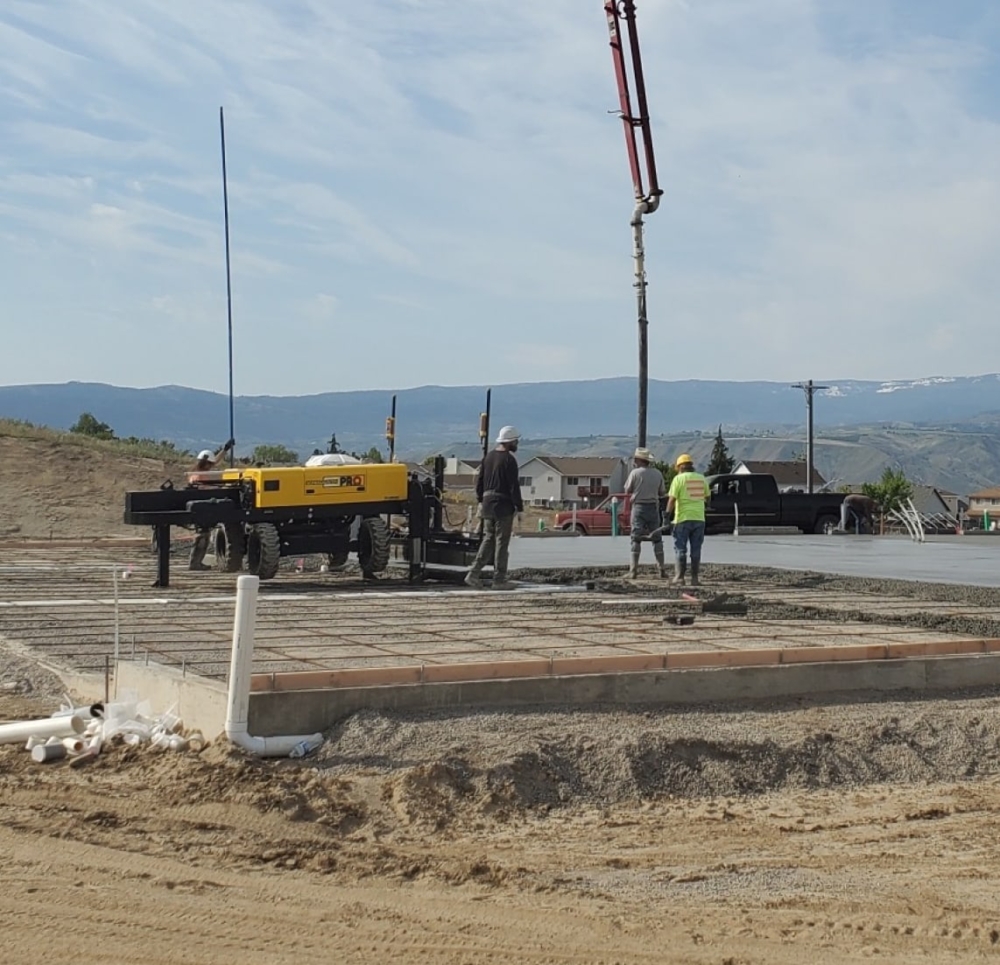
left=814, top=515, right=839, bottom=535
left=573, top=523, right=587, bottom=535
left=358, top=517, right=390, bottom=577
left=214, top=523, right=246, bottom=572
left=326, top=546, right=349, bottom=572
left=247, top=523, right=281, bottom=580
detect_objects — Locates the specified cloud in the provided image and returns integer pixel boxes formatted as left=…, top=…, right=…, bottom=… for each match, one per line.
left=0, top=0, right=998, bottom=396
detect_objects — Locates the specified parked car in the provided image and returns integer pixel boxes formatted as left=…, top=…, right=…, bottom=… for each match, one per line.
left=705, top=474, right=844, bottom=534
left=553, top=494, right=641, bottom=536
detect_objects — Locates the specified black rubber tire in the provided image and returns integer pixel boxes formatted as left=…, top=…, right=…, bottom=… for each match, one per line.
left=214, top=523, right=246, bottom=572
left=573, top=523, right=587, bottom=535
left=326, top=547, right=350, bottom=571
left=814, top=514, right=839, bottom=535
left=358, top=516, right=390, bottom=577
left=246, top=523, right=281, bottom=580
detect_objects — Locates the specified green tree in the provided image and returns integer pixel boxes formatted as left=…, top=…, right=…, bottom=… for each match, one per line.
left=251, top=444, right=299, bottom=465
left=69, top=412, right=115, bottom=440
left=706, top=425, right=734, bottom=475
left=862, top=467, right=914, bottom=516
left=363, top=446, right=384, bottom=463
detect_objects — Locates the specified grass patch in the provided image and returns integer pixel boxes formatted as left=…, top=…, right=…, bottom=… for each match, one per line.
left=0, top=418, right=191, bottom=462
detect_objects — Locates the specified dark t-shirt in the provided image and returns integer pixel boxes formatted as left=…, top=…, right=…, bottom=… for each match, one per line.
left=476, top=448, right=524, bottom=519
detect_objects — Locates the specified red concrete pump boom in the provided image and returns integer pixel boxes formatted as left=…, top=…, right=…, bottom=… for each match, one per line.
left=603, top=0, right=662, bottom=448
left=604, top=0, right=662, bottom=211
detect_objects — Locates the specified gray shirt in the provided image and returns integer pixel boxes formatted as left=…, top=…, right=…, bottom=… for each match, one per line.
left=624, top=465, right=665, bottom=504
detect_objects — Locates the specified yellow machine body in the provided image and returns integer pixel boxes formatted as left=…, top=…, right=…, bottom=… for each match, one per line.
left=189, top=464, right=409, bottom=510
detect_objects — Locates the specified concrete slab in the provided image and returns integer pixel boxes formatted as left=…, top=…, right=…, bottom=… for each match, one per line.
left=510, top=534, right=1000, bottom=587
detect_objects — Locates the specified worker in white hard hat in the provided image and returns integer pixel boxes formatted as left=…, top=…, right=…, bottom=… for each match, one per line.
left=187, top=439, right=234, bottom=570
left=465, top=425, right=524, bottom=590
left=666, top=453, right=710, bottom=586
left=623, top=447, right=667, bottom=579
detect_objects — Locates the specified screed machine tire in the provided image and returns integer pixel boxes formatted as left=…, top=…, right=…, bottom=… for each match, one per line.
left=214, top=523, right=246, bottom=572
left=358, top=516, right=390, bottom=578
left=246, top=523, right=281, bottom=580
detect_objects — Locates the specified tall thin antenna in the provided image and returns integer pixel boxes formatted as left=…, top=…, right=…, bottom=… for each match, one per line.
left=219, top=106, right=236, bottom=467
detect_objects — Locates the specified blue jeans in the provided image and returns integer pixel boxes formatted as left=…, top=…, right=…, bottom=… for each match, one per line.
left=630, top=503, right=662, bottom=550
left=672, top=520, right=705, bottom=563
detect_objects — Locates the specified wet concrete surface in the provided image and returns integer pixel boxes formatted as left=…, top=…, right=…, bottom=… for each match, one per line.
left=511, top=534, right=1000, bottom=587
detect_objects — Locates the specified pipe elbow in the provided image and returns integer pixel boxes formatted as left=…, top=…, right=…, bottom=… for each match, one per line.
left=226, top=724, right=323, bottom=758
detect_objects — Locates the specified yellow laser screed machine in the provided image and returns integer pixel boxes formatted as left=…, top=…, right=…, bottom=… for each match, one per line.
left=124, top=457, right=481, bottom=587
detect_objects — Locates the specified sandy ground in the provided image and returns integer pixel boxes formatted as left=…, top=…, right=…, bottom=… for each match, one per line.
left=3, top=644, right=1000, bottom=964
left=3, top=432, right=1000, bottom=962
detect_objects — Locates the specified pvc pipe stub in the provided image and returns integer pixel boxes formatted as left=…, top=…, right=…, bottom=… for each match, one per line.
left=32, top=743, right=67, bottom=763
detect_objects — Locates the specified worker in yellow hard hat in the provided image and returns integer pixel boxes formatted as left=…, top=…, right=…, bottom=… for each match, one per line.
left=666, top=453, right=710, bottom=586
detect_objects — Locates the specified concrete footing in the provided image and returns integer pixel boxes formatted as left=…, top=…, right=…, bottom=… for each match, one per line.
left=114, top=653, right=1000, bottom=741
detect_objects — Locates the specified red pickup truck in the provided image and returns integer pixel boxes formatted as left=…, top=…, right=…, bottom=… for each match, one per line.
left=554, top=495, right=636, bottom=536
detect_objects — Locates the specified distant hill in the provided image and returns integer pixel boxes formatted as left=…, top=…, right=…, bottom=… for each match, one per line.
left=2, top=376, right=1000, bottom=493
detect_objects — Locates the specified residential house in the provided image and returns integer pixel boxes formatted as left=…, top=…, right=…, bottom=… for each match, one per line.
left=967, top=486, right=1000, bottom=528
left=517, top=456, right=628, bottom=508
left=444, top=456, right=481, bottom=475
left=908, top=485, right=968, bottom=532
left=733, top=460, right=827, bottom=492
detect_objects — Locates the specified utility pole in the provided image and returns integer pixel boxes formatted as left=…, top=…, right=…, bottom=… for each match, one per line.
left=791, top=380, right=828, bottom=493
left=604, top=1, right=662, bottom=448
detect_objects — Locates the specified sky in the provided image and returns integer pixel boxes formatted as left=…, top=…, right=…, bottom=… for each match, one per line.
left=2, top=0, right=999, bottom=395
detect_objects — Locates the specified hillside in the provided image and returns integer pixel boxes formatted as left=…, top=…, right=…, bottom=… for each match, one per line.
left=3, top=375, right=1000, bottom=458
left=0, top=422, right=190, bottom=539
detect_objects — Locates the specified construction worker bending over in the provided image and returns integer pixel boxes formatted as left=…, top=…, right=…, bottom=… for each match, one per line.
left=839, top=493, right=877, bottom=534
left=188, top=439, right=234, bottom=571
left=465, top=426, right=523, bottom=590
left=667, top=453, right=709, bottom=586
left=623, top=447, right=666, bottom=578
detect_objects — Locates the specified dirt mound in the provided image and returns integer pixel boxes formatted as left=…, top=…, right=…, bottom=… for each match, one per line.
left=0, top=429, right=189, bottom=539
left=319, top=699, right=1000, bottom=824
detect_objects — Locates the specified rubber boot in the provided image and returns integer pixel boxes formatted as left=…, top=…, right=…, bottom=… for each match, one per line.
left=188, top=532, right=210, bottom=571
left=654, top=544, right=668, bottom=579
left=627, top=551, right=640, bottom=579
left=690, top=559, right=701, bottom=587
left=671, top=558, right=686, bottom=586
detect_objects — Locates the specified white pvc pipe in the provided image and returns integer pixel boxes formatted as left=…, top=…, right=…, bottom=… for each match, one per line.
left=225, top=575, right=323, bottom=758
left=0, top=715, right=85, bottom=745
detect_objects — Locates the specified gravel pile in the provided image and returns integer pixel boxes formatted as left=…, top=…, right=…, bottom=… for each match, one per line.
left=317, top=690, right=1000, bottom=816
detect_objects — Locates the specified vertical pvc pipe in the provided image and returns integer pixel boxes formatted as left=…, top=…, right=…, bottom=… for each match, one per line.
left=226, top=575, right=258, bottom=738
left=112, top=567, right=120, bottom=695
left=224, top=575, right=322, bottom=757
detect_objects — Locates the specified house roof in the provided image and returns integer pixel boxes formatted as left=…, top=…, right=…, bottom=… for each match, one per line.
left=736, top=460, right=826, bottom=488
left=443, top=473, right=477, bottom=490
left=909, top=485, right=956, bottom=517
left=525, top=456, right=623, bottom=477
left=969, top=486, right=1000, bottom=499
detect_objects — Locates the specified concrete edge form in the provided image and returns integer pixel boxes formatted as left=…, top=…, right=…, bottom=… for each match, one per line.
left=246, top=654, right=1000, bottom=737
left=248, top=638, right=1000, bottom=694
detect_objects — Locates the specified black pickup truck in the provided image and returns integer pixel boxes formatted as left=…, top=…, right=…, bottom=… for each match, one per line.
left=705, top=473, right=843, bottom=535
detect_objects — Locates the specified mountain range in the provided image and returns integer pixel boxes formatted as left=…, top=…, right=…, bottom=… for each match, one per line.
left=2, top=375, right=1000, bottom=493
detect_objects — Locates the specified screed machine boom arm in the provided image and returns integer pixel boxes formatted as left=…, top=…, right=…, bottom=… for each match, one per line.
left=604, top=0, right=662, bottom=448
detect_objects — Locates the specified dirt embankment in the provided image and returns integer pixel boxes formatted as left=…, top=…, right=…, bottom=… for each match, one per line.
left=4, top=633, right=1000, bottom=964
left=0, top=433, right=189, bottom=539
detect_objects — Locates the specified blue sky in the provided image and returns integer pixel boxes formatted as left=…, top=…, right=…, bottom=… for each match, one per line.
left=2, top=0, right=998, bottom=395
